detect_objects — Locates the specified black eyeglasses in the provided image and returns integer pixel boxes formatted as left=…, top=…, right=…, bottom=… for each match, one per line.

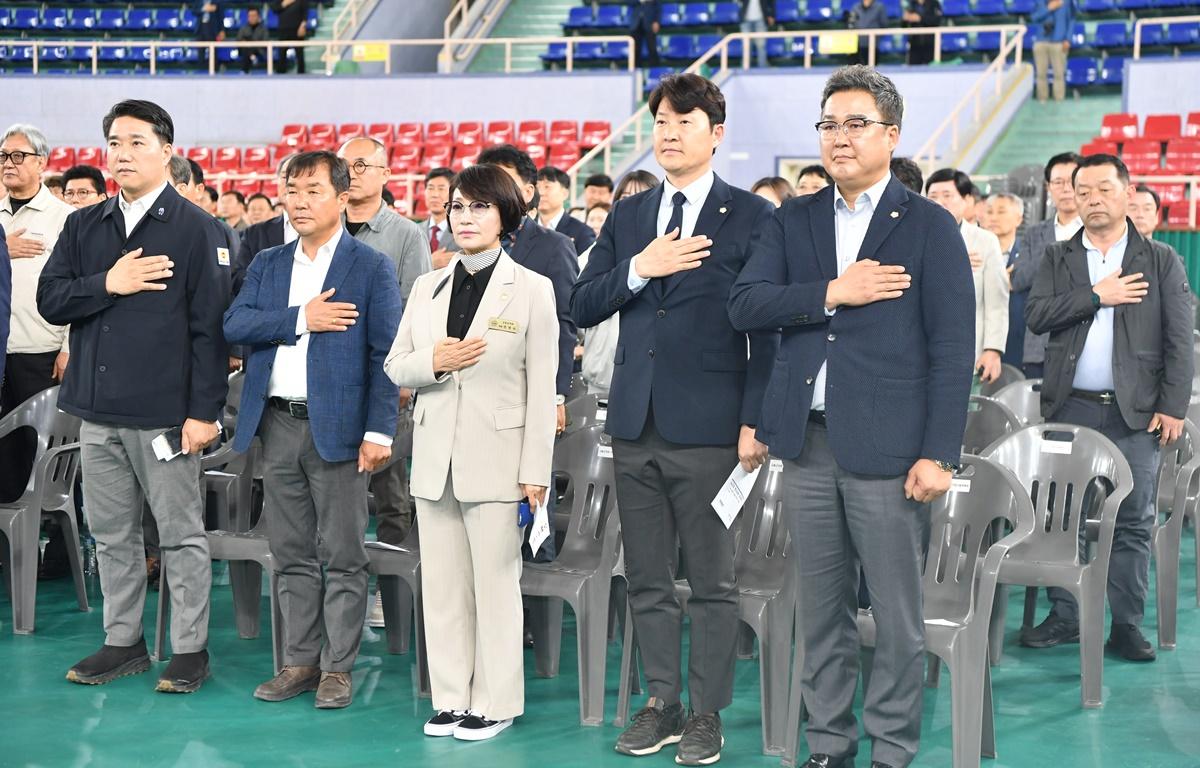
left=446, top=201, right=495, bottom=218
left=349, top=159, right=387, bottom=174
left=814, top=118, right=895, bottom=141
left=0, top=150, right=42, bottom=166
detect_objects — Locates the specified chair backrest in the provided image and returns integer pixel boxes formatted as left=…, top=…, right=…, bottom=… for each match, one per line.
left=991, top=378, right=1043, bottom=426
left=731, top=460, right=791, bottom=595
left=564, top=393, right=605, bottom=436
left=979, top=362, right=1025, bottom=396
left=1155, top=418, right=1200, bottom=526
left=923, top=454, right=1031, bottom=625
left=30, top=443, right=81, bottom=516
left=552, top=424, right=620, bottom=572
left=984, top=424, right=1133, bottom=564
left=0, top=386, right=81, bottom=501
left=962, top=395, right=1021, bottom=455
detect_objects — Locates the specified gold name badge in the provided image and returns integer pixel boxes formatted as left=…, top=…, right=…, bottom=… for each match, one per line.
left=488, top=317, right=519, bottom=334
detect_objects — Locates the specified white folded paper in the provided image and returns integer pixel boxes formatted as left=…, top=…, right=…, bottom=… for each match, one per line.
left=711, top=464, right=762, bottom=529
left=529, top=495, right=552, bottom=553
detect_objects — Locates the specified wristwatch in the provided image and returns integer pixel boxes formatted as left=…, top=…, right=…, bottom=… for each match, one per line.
left=1090, top=291, right=1101, bottom=309
left=933, top=459, right=959, bottom=473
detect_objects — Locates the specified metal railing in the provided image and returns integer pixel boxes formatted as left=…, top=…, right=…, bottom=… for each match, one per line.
left=1133, top=14, right=1200, bottom=59
left=442, top=0, right=509, bottom=71
left=13, top=34, right=635, bottom=76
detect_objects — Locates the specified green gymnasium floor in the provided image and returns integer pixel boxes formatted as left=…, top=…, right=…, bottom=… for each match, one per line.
left=4, top=538, right=1200, bottom=768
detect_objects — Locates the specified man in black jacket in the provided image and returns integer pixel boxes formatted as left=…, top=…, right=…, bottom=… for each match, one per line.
left=270, top=0, right=310, bottom=74
left=1024, top=153, right=1193, bottom=661
left=37, top=99, right=229, bottom=693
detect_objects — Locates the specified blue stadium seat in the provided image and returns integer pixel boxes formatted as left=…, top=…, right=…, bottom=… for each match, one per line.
left=712, top=2, right=742, bottom=24
left=1069, top=23, right=1088, bottom=47
left=216, top=47, right=239, bottom=64
left=727, top=38, right=744, bottom=59
left=42, top=8, right=68, bottom=30
left=1167, top=22, right=1199, bottom=46
left=660, top=3, right=686, bottom=26
left=8, top=9, right=40, bottom=30
left=1139, top=24, right=1165, bottom=46
left=973, top=0, right=1007, bottom=15
left=974, top=31, right=1002, bottom=50
left=563, top=7, right=594, bottom=31
left=765, top=37, right=790, bottom=58
left=775, top=0, right=802, bottom=23
left=1065, top=56, right=1098, bottom=86
left=541, top=42, right=567, bottom=63
left=128, top=46, right=153, bottom=62
left=595, top=5, right=628, bottom=28
left=156, top=46, right=183, bottom=62
left=41, top=46, right=69, bottom=62
left=682, top=3, right=712, bottom=25
left=644, top=66, right=674, bottom=93
left=1097, top=55, right=1124, bottom=84
left=574, top=41, right=605, bottom=60
left=884, top=0, right=903, bottom=17
left=942, top=32, right=970, bottom=52
left=1117, top=0, right=1153, bottom=9
left=942, top=0, right=970, bottom=17
left=1078, top=0, right=1115, bottom=12
left=805, top=0, right=835, bottom=22
left=697, top=34, right=722, bottom=53
left=95, top=9, right=126, bottom=31
left=65, top=10, right=96, bottom=31
left=662, top=35, right=699, bottom=59
left=1094, top=21, right=1130, bottom=47
left=307, top=8, right=320, bottom=32
left=68, top=46, right=95, bottom=62
left=177, top=9, right=197, bottom=33
left=151, top=9, right=178, bottom=32
left=223, top=9, right=246, bottom=30
left=1006, top=0, right=1035, bottom=13
left=877, top=34, right=907, bottom=54
left=127, top=9, right=154, bottom=31
left=98, top=47, right=128, bottom=62
left=3, top=45, right=34, bottom=62
left=604, top=40, right=631, bottom=61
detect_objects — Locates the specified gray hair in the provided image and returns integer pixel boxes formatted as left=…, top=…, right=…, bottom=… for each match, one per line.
left=820, top=66, right=904, bottom=130
left=168, top=154, right=193, bottom=186
left=2, top=123, right=50, bottom=157
left=986, top=192, right=1024, bottom=209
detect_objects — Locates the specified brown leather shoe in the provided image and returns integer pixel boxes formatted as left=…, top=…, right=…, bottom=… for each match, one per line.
left=314, top=671, right=353, bottom=709
left=253, top=665, right=320, bottom=702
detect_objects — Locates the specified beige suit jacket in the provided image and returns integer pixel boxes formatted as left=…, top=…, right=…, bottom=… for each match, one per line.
left=385, top=251, right=558, bottom=503
left=961, top=220, right=1009, bottom=359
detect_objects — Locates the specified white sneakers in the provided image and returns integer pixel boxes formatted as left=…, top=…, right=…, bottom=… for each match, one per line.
left=424, top=710, right=514, bottom=741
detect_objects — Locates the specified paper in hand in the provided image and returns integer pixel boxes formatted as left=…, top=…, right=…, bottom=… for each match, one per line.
left=711, top=464, right=762, bottom=528
left=529, top=495, right=552, bottom=554
left=151, top=427, right=184, bottom=462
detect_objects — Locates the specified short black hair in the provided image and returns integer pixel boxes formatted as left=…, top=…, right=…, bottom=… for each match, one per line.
left=188, top=159, right=206, bottom=186
left=477, top=144, right=538, bottom=186
left=448, top=164, right=528, bottom=238
left=247, top=192, right=273, bottom=207
left=889, top=156, right=923, bottom=192
left=1043, top=151, right=1083, bottom=183
left=1134, top=183, right=1161, bottom=211
left=102, top=99, right=174, bottom=145
left=221, top=189, right=246, bottom=206
left=797, top=164, right=833, bottom=185
left=425, top=166, right=455, bottom=184
left=1071, top=153, right=1130, bottom=187
left=584, top=173, right=614, bottom=191
left=649, top=73, right=726, bottom=128
left=61, top=164, right=106, bottom=196
left=286, top=150, right=351, bottom=194
left=205, top=186, right=218, bottom=203
left=537, top=166, right=571, bottom=189
left=821, top=65, right=904, bottom=130
left=925, top=168, right=973, bottom=197
left=968, top=184, right=984, bottom=201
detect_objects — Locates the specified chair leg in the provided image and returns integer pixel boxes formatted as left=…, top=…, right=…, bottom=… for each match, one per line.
left=10, top=514, right=38, bottom=634
left=988, top=584, right=1007, bottom=664
left=738, top=621, right=756, bottom=659
left=53, top=509, right=89, bottom=612
left=229, top=560, right=263, bottom=639
left=925, top=652, right=942, bottom=688
left=758, top=601, right=792, bottom=756
left=1153, top=529, right=1179, bottom=650
left=266, top=567, right=283, bottom=675
left=1077, top=583, right=1105, bottom=709
left=615, top=596, right=637, bottom=728
left=947, top=647, right=987, bottom=768
left=377, top=575, right=410, bottom=655
left=1022, top=586, right=1038, bottom=628
left=982, top=661, right=996, bottom=759
left=529, top=595, right=564, bottom=678
left=575, top=586, right=610, bottom=726
left=782, top=606, right=806, bottom=768
left=412, top=579, right=431, bottom=698
left=153, top=567, right=170, bottom=661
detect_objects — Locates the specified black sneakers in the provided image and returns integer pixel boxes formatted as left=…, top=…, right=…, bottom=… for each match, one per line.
left=155, top=649, right=210, bottom=693
left=676, top=712, right=724, bottom=765
left=1107, top=623, right=1157, bottom=661
left=616, top=700, right=686, bottom=756
left=452, top=713, right=513, bottom=741
left=424, top=710, right=468, bottom=737
left=801, top=755, right=855, bottom=768
left=1019, top=614, right=1080, bottom=648
left=66, top=639, right=151, bottom=685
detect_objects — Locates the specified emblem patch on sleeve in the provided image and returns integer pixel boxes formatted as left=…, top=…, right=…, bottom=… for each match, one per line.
left=217, top=247, right=230, bottom=266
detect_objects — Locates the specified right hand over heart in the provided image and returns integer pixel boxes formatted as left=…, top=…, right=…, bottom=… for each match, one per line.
left=433, top=337, right=487, bottom=373
left=305, top=288, right=359, bottom=332
left=633, top=228, right=712, bottom=279
left=105, top=248, right=173, bottom=295
left=1093, top=269, right=1149, bottom=307
left=825, top=259, right=911, bottom=309
left=6, top=228, right=44, bottom=259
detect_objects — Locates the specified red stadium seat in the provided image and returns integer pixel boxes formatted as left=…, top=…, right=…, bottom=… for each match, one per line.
left=580, top=121, right=611, bottom=148
left=309, top=123, right=337, bottom=148
left=453, top=145, right=482, bottom=171
left=1164, top=138, right=1200, bottom=174
left=281, top=123, right=308, bottom=146
left=549, top=144, right=581, bottom=169
left=1165, top=201, right=1196, bottom=230
left=242, top=146, right=271, bottom=172
left=1185, top=112, right=1200, bottom=138
left=1121, top=138, right=1162, bottom=174
left=212, top=146, right=242, bottom=173
left=367, top=123, right=393, bottom=144
left=426, top=122, right=455, bottom=146
left=186, top=146, right=214, bottom=171
left=1080, top=138, right=1119, bottom=156
left=390, top=145, right=422, bottom=173
left=46, top=146, right=75, bottom=172
left=233, top=178, right=262, bottom=197
left=338, top=123, right=365, bottom=143
left=395, top=122, right=424, bottom=146
left=487, top=121, right=514, bottom=145
left=1099, top=113, right=1138, bottom=141
left=1144, top=182, right=1186, bottom=207
left=1142, top=114, right=1182, bottom=142
left=518, top=121, right=547, bottom=146
left=413, top=196, right=429, bottom=220
left=76, top=147, right=104, bottom=166
left=521, top=142, right=547, bottom=168
left=423, top=144, right=453, bottom=168
left=548, top=120, right=579, bottom=146
left=457, top=122, right=484, bottom=146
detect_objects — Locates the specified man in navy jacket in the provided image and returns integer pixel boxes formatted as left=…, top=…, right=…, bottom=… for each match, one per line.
left=572, top=74, right=776, bottom=766
left=728, top=67, right=975, bottom=768
left=38, top=100, right=229, bottom=695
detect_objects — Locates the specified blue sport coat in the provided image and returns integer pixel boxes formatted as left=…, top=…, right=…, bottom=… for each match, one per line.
left=728, top=177, right=975, bottom=474
left=223, top=232, right=402, bottom=463
left=571, top=174, right=778, bottom=446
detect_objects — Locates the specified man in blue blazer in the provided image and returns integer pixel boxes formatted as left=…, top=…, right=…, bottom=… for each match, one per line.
left=728, top=67, right=975, bottom=768
left=628, top=0, right=662, bottom=66
left=223, top=151, right=402, bottom=710
left=572, top=74, right=776, bottom=766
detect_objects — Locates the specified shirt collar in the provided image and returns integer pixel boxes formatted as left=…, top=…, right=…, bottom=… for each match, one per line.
left=4, top=184, right=56, bottom=214
left=834, top=172, right=891, bottom=214
left=663, top=169, right=715, bottom=209
left=294, top=226, right=343, bottom=264
left=1081, top=224, right=1128, bottom=257
left=537, top=209, right=565, bottom=231
left=118, top=180, right=170, bottom=215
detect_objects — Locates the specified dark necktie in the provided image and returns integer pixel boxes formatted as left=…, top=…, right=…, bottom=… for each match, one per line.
left=429, top=224, right=440, bottom=253
left=662, top=191, right=688, bottom=292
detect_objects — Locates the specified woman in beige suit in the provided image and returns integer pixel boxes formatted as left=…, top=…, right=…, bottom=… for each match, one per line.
left=384, top=164, right=558, bottom=742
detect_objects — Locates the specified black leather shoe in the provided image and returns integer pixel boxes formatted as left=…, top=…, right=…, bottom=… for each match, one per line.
left=872, top=763, right=895, bottom=768
left=615, top=699, right=685, bottom=756
left=1019, top=615, right=1079, bottom=648
left=156, top=649, right=210, bottom=693
left=66, top=639, right=151, bottom=685
left=1106, top=623, right=1156, bottom=661
left=801, top=755, right=855, bottom=768
left=675, top=711, right=722, bottom=765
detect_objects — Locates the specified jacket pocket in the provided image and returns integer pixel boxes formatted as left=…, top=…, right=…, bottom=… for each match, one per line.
left=413, top=398, right=426, bottom=426
left=1135, top=352, right=1164, bottom=412
left=701, top=350, right=749, bottom=372
left=613, top=345, right=625, bottom=365
left=494, top=403, right=527, bottom=431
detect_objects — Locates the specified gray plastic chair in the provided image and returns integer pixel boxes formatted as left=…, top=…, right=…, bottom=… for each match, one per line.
left=979, top=362, right=1025, bottom=397
left=522, top=423, right=621, bottom=726
left=563, top=392, right=606, bottom=436
left=963, top=395, right=1022, bottom=455
left=1186, top=402, right=1200, bottom=605
left=366, top=522, right=430, bottom=698
left=0, top=386, right=86, bottom=634
left=985, top=424, right=1133, bottom=708
left=990, top=379, right=1044, bottom=426
left=1151, top=418, right=1200, bottom=649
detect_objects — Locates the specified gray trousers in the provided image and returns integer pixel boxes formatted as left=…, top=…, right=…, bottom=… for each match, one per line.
left=784, top=423, right=929, bottom=768
left=370, top=406, right=413, bottom=547
left=80, top=421, right=210, bottom=652
left=1047, top=396, right=1162, bottom=626
left=611, top=411, right=739, bottom=714
left=260, top=408, right=370, bottom=672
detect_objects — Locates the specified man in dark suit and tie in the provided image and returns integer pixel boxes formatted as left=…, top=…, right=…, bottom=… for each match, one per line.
left=629, top=0, right=663, bottom=67
left=421, top=167, right=461, bottom=270
left=223, top=151, right=402, bottom=709
left=535, top=166, right=597, bottom=256
left=728, top=66, right=976, bottom=768
left=572, top=73, right=776, bottom=766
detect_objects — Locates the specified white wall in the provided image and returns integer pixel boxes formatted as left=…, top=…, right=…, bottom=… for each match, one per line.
left=1124, top=59, right=1200, bottom=117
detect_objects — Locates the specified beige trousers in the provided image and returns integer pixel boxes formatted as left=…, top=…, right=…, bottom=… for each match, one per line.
left=1033, top=40, right=1067, bottom=102
left=417, top=473, right=525, bottom=720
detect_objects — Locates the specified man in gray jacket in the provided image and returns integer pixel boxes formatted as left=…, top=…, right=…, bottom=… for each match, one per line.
left=1023, top=154, right=1193, bottom=661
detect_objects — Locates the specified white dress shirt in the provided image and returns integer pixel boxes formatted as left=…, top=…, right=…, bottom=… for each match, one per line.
left=627, top=169, right=716, bottom=292
left=811, top=172, right=893, bottom=412
left=1054, top=214, right=1083, bottom=242
left=267, top=227, right=390, bottom=447
left=0, top=184, right=73, bottom=354
left=282, top=211, right=299, bottom=245
left=536, top=209, right=566, bottom=232
left=425, top=216, right=446, bottom=244
left=1071, top=226, right=1127, bottom=392
left=117, top=180, right=170, bottom=237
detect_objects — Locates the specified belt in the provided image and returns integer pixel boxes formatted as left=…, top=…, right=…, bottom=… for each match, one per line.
left=268, top=397, right=309, bottom=419
left=808, top=410, right=827, bottom=427
left=1070, top=389, right=1117, bottom=405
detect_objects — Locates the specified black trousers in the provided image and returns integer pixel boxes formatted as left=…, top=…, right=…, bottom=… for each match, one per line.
left=0, top=350, right=58, bottom=502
